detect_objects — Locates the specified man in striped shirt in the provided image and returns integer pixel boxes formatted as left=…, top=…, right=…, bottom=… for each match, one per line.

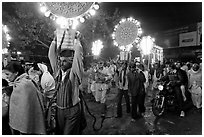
left=48, top=28, right=85, bottom=134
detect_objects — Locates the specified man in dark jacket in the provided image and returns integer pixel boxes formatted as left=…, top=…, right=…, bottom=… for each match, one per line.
left=138, top=64, right=146, bottom=115
left=127, top=62, right=146, bottom=121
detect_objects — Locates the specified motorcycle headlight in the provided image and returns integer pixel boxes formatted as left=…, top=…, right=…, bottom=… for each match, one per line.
left=158, top=85, right=164, bottom=90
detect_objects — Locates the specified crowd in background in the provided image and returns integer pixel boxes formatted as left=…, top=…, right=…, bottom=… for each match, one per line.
left=84, top=59, right=202, bottom=119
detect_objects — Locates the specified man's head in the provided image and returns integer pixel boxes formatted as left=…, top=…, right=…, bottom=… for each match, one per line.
left=175, top=61, right=181, bottom=69
left=192, top=63, right=200, bottom=72
left=59, top=49, right=74, bottom=71
left=169, top=63, right=177, bottom=73
left=154, top=63, right=159, bottom=69
left=129, top=61, right=136, bottom=71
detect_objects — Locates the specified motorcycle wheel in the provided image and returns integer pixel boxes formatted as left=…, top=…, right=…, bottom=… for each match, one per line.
left=152, top=97, right=165, bottom=117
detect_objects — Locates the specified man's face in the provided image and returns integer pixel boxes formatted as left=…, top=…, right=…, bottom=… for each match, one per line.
left=154, top=64, right=159, bottom=69
left=60, top=56, right=73, bottom=71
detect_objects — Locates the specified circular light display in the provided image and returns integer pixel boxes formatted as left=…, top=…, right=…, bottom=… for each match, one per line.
left=39, top=2, right=100, bottom=28
left=112, top=17, right=142, bottom=49
left=45, top=2, right=94, bottom=19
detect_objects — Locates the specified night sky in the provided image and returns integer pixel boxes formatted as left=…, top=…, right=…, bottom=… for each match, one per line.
left=2, top=2, right=202, bottom=35
left=101, top=2, right=202, bottom=34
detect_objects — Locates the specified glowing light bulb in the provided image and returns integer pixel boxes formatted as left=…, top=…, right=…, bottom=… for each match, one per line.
left=89, top=9, right=96, bottom=16
left=3, top=25, right=9, bottom=33
left=79, top=17, right=85, bottom=23
left=40, top=6, right=47, bottom=13
left=112, top=33, right=115, bottom=39
left=2, top=48, right=8, bottom=54
left=44, top=11, right=51, bottom=17
left=6, top=34, right=11, bottom=41
left=93, top=4, right=99, bottom=10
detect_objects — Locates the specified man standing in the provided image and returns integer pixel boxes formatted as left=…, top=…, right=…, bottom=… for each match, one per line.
left=115, top=62, right=130, bottom=118
left=127, top=62, right=145, bottom=121
left=48, top=28, right=85, bottom=134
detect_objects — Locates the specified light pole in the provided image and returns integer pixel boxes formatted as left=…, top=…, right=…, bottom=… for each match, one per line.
left=139, top=36, right=155, bottom=69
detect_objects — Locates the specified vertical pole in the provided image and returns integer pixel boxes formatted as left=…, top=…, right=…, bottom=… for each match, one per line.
left=147, top=54, right=150, bottom=71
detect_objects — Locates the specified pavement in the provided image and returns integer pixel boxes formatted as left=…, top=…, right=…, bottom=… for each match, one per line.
left=82, top=86, right=202, bottom=135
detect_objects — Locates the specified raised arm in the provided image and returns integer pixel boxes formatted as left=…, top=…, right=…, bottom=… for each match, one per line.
left=69, top=38, right=84, bottom=84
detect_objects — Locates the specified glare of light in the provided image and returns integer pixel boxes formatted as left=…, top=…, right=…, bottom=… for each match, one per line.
left=89, top=9, right=96, bottom=16
left=3, top=25, right=9, bottom=33
left=113, top=41, right=117, bottom=46
left=79, top=17, right=85, bottom=23
left=17, top=51, right=22, bottom=55
left=152, top=38, right=155, bottom=42
left=44, top=11, right=51, bottom=17
left=72, top=19, right=79, bottom=29
left=114, top=25, right=118, bottom=30
left=40, top=6, right=47, bottom=13
left=128, top=17, right=133, bottom=21
left=112, top=33, right=115, bottom=39
left=56, top=16, right=68, bottom=28
left=136, top=21, right=140, bottom=26
left=6, top=34, right=11, bottom=41
left=140, top=36, right=154, bottom=55
left=50, top=15, right=56, bottom=20
left=92, top=40, right=103, bottom=56
left=93, top=4, right=99, bottom=10
left=126, top=44, right=133, bottom=52
left=138, top=28, right=143, bottom=35
left=121, top=18, right=126, bottom=23
left=2, top=48, right=8, bottom=54
left=119, top=46, right=125, bottom=51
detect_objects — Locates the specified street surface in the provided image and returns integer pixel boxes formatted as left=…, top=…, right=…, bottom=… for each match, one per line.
left=82, top=86, right=202, bottom=135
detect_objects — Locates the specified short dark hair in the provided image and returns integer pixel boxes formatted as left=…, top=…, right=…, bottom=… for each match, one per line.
left=33, top=62, right=40, bottom=71
left=2, top=79, right=9, bottom=87
left=139, top=64, right=144, bottom=71
left=4, top=61, right=25, bottom=76
left=169, top=63, right=176, bottom=70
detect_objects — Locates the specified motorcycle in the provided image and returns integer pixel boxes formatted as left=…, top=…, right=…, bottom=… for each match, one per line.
left=152, top=81, right=178, bottom=117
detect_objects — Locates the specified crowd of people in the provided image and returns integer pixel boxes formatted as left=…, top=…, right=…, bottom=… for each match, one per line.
left=2, top=55, right=202, bottom=135
left=85, top=59, right=202, bottom=120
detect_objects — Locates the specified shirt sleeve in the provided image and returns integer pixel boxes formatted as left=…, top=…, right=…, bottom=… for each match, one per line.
left=69, top=39, right=84, bottom=84
left=48, top=40, right=58, bottom=77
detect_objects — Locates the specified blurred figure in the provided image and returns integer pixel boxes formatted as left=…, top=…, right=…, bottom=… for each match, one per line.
left=3, top=61, right=46, bottom=134
left=188, top=63, right=202, bottom=109
left=137, top=63, right=147, bottom=115
left=2, top=79, right=13, bottom=135
left=32, top=63, right=56, bottom=134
